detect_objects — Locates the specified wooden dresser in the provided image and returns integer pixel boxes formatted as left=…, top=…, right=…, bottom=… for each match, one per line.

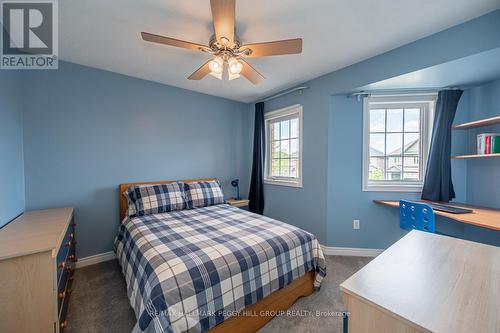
left=0, top=208, right=76, bottom=333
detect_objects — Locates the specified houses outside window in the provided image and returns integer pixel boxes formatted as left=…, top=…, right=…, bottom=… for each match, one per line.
left=362, top=94, right=436, bottom=192
left=264, top=105, right=303, bottom=187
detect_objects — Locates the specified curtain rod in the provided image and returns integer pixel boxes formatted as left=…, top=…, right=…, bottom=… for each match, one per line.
left=260, top=86, right=309, bottom=102
left=347, top=87, right=461, bottom=98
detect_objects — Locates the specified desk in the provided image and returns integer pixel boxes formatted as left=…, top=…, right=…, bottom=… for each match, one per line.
left=340, top=231, right=500, bottom=333
left=374, top=200, right=500, bottom=231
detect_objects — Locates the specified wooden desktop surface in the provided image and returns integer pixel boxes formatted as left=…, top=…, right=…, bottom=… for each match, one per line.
left=374, top=200, right=500, bottom=231
left=340, top=230, right=500, bottom=333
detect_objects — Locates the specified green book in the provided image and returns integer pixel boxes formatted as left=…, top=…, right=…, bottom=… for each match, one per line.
left=492, top=135, right=500, bottom=154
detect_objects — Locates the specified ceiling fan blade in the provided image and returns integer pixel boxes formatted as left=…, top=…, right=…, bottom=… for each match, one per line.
left=240, top=59, right=264, bottom=85
left=241, top=38, right=302, bottom=57
left=187, top=61, right=212, bottom=80
left=210, top=0, right=235, bottom=45
left=141, top=32, right=208, bottom=51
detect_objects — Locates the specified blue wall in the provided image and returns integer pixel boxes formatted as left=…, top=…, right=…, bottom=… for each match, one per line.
left=4, top=10, right=499, bottom=256
left=326, top=94, right=481, bottom=249
left=22, top=62, right=249, bottom=258
left=458, top=79, right=500, bottom=245
left=0, top=72, right=25, bottom=227
left=463, top=79, right=500, bottom=208
left=261, top=91, right=328, bottom=244
left=256, top=10, right=500, bottom=248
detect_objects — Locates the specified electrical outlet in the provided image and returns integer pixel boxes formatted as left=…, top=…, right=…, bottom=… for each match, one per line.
left=353, top=219, right=360, bottom=230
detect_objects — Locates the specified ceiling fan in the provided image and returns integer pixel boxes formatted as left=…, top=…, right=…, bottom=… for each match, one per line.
left=141, top=0, right=302, bottom=84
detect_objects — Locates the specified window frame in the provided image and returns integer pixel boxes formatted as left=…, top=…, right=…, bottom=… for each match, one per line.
left=362, top=94, right=436, bottom=192
left=264, top=104, right=303, bottom=188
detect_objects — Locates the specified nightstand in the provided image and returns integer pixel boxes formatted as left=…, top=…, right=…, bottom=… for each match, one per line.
left=226, top=198, right=250, bottom=208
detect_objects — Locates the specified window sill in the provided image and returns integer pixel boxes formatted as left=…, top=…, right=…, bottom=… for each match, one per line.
left=363, top=184, right=423, bottom=192
left=264, top=179, right=303, bottom=188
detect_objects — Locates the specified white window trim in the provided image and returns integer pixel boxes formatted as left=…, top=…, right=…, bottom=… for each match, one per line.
left=362, top=93, right=436, bottom=192
left=264, top=104, right=303, bottom=188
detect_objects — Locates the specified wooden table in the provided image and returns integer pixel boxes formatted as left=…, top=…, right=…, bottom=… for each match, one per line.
left=226, top=198, right=250, bottom=208
left=374, top=200, right=500, bottom=231
left=340, top=230, right=500, bottom=333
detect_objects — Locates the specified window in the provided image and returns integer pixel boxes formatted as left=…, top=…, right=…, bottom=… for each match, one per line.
left=264, top=104, right=303, bottom=187
left=362, top=94, right=436, bottom=192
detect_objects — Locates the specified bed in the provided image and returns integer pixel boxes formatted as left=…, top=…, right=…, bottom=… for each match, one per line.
left=114, top=179, right=326, bottom=333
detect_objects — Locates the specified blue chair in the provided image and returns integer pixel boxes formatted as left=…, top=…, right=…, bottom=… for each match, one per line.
left=399, top=200, right=435, bottom=233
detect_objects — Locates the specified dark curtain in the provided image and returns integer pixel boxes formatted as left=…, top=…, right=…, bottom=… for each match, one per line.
left=249, top=102, right=265, bottom=214
left=421, top=90, right=463, bottom=202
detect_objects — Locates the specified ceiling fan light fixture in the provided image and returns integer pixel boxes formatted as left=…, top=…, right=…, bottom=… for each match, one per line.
left=227, top=57, right=243, bottom=75
left=228, top=72, right=240, bottom=80
left=208, top=56, right=224, bottom=74
left=209, top=71, right=223, bottom=80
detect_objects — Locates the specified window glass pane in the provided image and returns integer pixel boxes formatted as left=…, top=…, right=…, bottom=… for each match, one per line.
left=370, top=109, right=385, bottom=132
left=404, top=108, right=420, bottom=132
left=386, top=109, right=403, bottom=132
left=280, top=140, right=290, bottom=158
left=386, top=156, right=402, bottom=180
left=369, top=133, right=385, bottom=156
left=271, top=141, right=280, bottom=159
left=273, top=122, right=280, bottom=140
left=386, top=133, right=403, bottom=156
left=290, top=138, right=299, bottom=158
left=271, top=159, right=280, bottom=177
left=265, top=107, right=302, bottom=184
left=364, top=96, right=435, bottom=188
left=369, top=156, right=385, bottom=180
left=290, top=118, right=299, bottom=138
left=280, top=120, right=290, bottom=139
left=403, top=156, right=420, bottom=180
left=403, top=133, right=420, bottom=155
left=280, top=159, right=290, bottom=177
left=290, top=159, right=299, bottom=178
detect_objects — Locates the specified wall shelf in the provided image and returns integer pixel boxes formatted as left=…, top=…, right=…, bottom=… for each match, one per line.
left=453, top=115, right=500, bottom=130
left=451, top=153, right=500, bottom=159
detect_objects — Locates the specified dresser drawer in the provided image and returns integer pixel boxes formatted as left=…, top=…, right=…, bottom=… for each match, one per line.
left=56, top=221, right=76, bottom=314
left=56, top=244, right=75, bottom=284
left=58, top=267, right=73, bottom=333
left=57, top=264, right=73, bottom=310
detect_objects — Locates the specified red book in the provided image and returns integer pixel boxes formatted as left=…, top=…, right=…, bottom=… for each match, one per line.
left=485, top=135, right=491, bottom=154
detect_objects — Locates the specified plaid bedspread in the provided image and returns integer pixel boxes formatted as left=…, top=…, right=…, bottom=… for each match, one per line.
left=114, top=204, right=326, bottom=333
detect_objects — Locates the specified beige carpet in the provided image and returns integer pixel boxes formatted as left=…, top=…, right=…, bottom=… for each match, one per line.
left=66, top=256, right=372, bottom=333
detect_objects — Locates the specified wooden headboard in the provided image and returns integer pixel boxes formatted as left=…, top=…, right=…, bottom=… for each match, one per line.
left=118, top=178, right=217, bottom=221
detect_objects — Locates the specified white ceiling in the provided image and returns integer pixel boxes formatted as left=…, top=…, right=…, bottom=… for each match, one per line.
left=60, top=0, right=500, bottom=103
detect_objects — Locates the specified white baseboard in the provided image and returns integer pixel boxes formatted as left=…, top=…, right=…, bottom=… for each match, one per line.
left=76, top=246, right=383, bottom=269
left=321, top=245, right=384, bottom=257
left=76, top=251, right=116, bottom=268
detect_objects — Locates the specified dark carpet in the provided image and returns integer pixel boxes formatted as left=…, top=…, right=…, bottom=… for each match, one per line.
left=66, top=256, right=372, bottom=333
